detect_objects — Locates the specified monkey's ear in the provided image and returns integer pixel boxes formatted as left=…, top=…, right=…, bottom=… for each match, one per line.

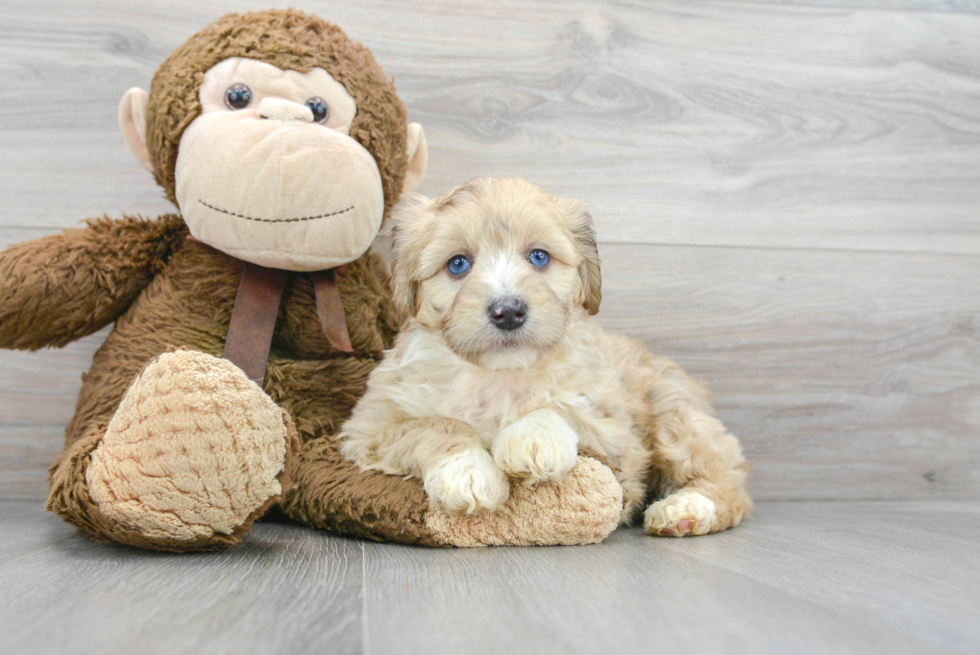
left=119, top=87, right=152, bottom=172
left=402, top=123, right=427, bottom=196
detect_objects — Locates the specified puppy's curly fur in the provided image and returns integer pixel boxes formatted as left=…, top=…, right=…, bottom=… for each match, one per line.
left=341, top=178, right=752, bottom=536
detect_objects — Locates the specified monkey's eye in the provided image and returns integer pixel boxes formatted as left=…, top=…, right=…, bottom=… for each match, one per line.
left=447, top=255, right=472, bottom=276
left=224, top=84, right=252, bottom=110
left=305, top=97, right=329, bottom=123
left=529, top=249, right=550, bottom=268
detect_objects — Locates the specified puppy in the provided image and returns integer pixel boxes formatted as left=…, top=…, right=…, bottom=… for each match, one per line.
left=340, top=178, right=751, bottom=536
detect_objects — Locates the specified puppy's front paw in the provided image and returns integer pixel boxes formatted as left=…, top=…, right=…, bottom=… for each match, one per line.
left=644, top=489, right=718, bottom=537
left=492, top=409, right=578, bottom=483
left=423, top=449, right=509, bottom=514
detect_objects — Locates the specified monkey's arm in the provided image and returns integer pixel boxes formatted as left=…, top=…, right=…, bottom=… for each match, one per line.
left=0, top=214, right=187, bottom=350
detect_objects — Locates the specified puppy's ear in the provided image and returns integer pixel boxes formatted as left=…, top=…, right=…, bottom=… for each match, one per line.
left=575, top=220, right=602, bottom=315
left=559, top=198, right=602, bottom=315
left=388, top=194, right=431, bottom=319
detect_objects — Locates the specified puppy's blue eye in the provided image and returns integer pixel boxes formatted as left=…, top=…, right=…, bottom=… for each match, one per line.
left=447, top=255, right=472, bottom=276
left=529, top=249, right=550, bottom=268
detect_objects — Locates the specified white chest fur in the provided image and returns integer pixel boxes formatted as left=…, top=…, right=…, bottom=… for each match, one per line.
left=383, top=325, right=600, bottom=443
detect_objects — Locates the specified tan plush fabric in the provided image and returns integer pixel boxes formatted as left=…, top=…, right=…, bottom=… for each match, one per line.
left=173, top=57, right=387, bottom=271
left=146, top=9, right=409, bottom=213
left=118, top=88, right=151, bottom=171
left=424, top=457, right=623, bottom=547
left=86, top=350, right=288, bottom=542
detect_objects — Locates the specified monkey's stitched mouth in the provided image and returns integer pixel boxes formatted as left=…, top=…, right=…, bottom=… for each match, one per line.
left=199, top=200, right=355, bottom=223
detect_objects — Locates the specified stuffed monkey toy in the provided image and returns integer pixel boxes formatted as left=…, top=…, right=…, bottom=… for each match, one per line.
left=0, top=9, right=624, bottom=551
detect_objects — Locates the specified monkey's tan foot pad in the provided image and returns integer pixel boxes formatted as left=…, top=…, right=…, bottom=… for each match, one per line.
left=424, top=456, right=624, bottom=547
left=86, top=349, right=288, bottom=544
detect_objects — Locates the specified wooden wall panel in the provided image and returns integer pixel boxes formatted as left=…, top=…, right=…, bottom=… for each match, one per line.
left=2, top=1, right=979, bottom=252
left=1, top=0, right=978, bottom=501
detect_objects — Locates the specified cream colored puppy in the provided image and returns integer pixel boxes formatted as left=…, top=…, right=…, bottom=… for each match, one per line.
left=340, top=178, right=751, bottom=536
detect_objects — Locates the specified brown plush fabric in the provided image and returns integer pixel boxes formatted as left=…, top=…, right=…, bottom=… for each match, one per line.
left=0, top=10, right=623, bottom=551
left=41, top=234, right=404, bottom=550
left=146, top=8, right=409, bottom=212
left=0, top=215, right=186, bottom=350
left=40, top=233, right=613, bottom=550
left=283, top=436, right=439, bottom=546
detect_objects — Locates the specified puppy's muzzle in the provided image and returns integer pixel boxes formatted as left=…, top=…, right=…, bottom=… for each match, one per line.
left=488, top=296, right=527, bottom=331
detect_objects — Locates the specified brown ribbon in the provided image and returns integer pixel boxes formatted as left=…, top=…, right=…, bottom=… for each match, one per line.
left=223, top=263, right=286, bottom=384
left=311, top=266, right=353, bottom=353
left=222, top=261, right=353, bottom=384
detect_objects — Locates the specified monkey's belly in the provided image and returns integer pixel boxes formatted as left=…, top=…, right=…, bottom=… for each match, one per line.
left=66, top=238, right=390, bottom=448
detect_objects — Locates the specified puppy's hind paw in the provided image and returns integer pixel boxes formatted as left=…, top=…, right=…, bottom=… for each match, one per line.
left=424, top=449, right=509, bottom=514
left=644, top=489, right=717, bottom=537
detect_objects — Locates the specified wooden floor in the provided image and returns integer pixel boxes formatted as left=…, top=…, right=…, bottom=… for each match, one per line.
left=0, top=499, right=975, bottom=655
left=1, top=1, right=979, bottom=653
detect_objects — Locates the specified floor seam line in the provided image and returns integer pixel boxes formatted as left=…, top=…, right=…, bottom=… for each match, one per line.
left=361, top=541, right=368, bottom=655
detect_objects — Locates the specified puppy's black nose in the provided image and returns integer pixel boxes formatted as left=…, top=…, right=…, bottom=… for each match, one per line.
left=488, top=297, right=527, bottom=331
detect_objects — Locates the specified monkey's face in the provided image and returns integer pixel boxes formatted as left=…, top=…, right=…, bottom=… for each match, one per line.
left=167, top=58, right=383, bottom=271
left=120, top=12, right=426, bottom=271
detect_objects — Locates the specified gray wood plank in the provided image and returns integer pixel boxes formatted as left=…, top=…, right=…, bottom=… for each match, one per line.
left=1, top=0, right=979, bottom=255
left=0, top=424, right=63, bottom=501
left=0, top=500, right=364, bottom=655
left=0, top=329, right=109, bottom=427
left=0, top=227, right=61, bottom=249
left=361, top=500, right=976, bottom=655
left=728, top=0, right=980, bottom=13
left=3, top=499, right=977, bottom=655
left=597, top=244, right=980, bottom=501
left=3, top=242, right=978, bottom=502
left=0, top=329, right=111, bottom=501
left=655, top=500, right=980, bottom=653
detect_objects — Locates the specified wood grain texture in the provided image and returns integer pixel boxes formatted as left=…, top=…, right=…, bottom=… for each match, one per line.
left=1, top=0, right=979, bottom=254
left=0, top=425, right=63, bottom=501
left=654, top=500, right=980, bottom=654
left=2, top=499, right=977, bottom=655
left=731, top=0, right=980, bottom=13
left=361, top=500, right=977, bottom=654
left=0, top=500, right=364, bottom=655
left=1, top=0, right=979, bottom=503
left=599, top=244, right=980, bottom=500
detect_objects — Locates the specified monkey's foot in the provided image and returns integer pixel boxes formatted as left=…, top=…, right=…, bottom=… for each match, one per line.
left=424, top=456, right=623, bottom=546
left=86, top=350, right=290, bottom=547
